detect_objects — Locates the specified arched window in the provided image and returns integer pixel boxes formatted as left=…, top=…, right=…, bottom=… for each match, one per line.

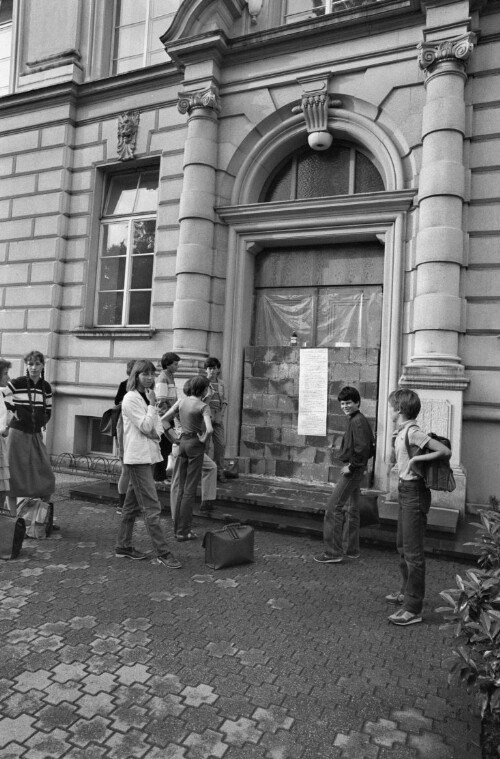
left=261, top=142, right=384, bottom=202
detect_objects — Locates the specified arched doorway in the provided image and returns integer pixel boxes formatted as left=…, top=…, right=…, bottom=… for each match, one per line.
left=217, top=108, right=416, bottom=489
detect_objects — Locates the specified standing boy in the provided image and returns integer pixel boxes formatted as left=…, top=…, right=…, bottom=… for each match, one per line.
left=153, top=352, right=180, bottom=483
left=204, top=357, right=227, bottom=482
left=314, top=385, right=374, bottom=565
left=386, top=388, right=450, bottom=626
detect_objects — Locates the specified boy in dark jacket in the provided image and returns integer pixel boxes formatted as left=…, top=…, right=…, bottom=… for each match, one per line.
left=314, top=386, right=374, bottom=564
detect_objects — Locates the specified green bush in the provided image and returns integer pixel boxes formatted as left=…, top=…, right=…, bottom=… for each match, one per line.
left=437, top=497, right=500, bottom=717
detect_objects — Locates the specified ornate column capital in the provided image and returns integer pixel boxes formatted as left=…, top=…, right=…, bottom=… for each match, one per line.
left=418, top=32, right=477, bottom=80
left=178, top=87, right=221, bottom=116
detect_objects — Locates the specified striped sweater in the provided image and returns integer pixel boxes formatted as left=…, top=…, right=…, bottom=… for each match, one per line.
left=4, top=375, right=52, bottom=433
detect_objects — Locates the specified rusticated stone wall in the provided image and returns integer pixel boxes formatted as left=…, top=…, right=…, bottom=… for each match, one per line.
left=239, top=346, right=378, bottom=483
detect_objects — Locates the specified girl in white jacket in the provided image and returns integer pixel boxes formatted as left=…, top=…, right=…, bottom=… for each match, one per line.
left=115, top=359, right=181, bottom=569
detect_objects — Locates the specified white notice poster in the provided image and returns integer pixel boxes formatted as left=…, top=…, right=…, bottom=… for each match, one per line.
left=297, top=349, right=328, bottom=436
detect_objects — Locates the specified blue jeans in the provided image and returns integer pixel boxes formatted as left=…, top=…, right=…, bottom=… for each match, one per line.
left=323, top=469, right=365, bottom=557
left=172, top=436, right=205, bottom=536
left=116, top=464, right=171, bottom=557
left=397, top=479, right=431, bottom=614
left=170, top=453, right=216, bottom=520
left=207, top=422, right=225, bottom=475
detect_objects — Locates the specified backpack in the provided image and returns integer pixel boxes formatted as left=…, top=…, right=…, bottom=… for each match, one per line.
left=404, top=425, right=456, bottom=492
left=100, top=406, right=121, bottom=437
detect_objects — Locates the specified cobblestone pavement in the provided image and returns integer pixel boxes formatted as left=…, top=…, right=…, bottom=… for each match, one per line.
left=0, top=475, right=480, bottom=759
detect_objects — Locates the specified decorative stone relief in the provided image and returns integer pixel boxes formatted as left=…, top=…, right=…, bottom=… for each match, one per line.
left=418, top=399, right=452, bottom=439
left=117, top=111, right=140, bottom=161
left=292, top=86, right=342, bottom=133
left=177, top=87, right=221, bottom=116
left=418, top=32, right=477, bottom=78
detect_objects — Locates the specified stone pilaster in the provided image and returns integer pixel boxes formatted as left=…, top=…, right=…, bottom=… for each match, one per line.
left=173, top=86, right=221, bottom=365
left=399, top=32, right=476, bottom=514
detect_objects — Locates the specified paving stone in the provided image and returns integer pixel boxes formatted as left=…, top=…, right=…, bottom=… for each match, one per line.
left=43, top=680, right=83, bottom=705
left=75, top=692, right=116, bottom=719
left=13, top=670, right=52, bottom=693
left=0, top=478, right=486, bottom=759
left=68, top=716, right=113, bottom=748
left=0, top=742, right=28, bottom=759
left=219, top=716, right=262, bottom=746
left=181, top=684, right=219, bottom=708
left=0, top=715, right=36, bottom=748
left=408, top=731, right=455, bottom=759
left=183, top=729, right=228, bottom=758
left=334, top=730, right=380, bottom=758
left=104, top=727, right=150, bottom=758
left=363, top=718, right=407, bottom=748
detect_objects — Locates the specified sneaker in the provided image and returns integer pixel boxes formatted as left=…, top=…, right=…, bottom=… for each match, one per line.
left=156, top=553, right=182, bottom=569
left=346, top=552, right=360, bottom=559
left=116, top=507, right=123, bottom=515
left=388, top=608, right=422, bottom=626
left=175, top=531, right=198, bottom=542
left=115, top=547, right=148, bottom=560
left=313, top=553, right=343, bottom=564
left=385, top=591, right=404, bottom=605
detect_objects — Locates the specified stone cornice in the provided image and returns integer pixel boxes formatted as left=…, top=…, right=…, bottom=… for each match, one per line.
left=0, top=65, right=181, bottom=119
left=217, top=190, right=417, bottom=227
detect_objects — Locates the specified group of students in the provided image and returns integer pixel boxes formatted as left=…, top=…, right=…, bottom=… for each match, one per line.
left=113, top=353, right=227, bottom=569
left=314, top=384, right=450, bottom=627
left=0, top=351, right=449, bottom=626
left=0, top=351, right=58, bottom=530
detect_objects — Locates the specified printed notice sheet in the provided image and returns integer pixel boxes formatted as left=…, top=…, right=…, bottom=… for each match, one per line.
left=297, top=348, right=328, bottom=436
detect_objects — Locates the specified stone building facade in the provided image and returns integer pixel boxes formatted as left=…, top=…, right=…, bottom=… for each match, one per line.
left=0, top=0, right=499, bottom=513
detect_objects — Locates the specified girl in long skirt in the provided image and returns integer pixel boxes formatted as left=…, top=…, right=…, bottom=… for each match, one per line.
left=0, top=358, right=12, bottom=511
left=5, top=351, right=56, bottom=518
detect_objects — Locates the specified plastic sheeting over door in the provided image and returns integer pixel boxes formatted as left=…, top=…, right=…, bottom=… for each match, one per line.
left=254, top=286, right=382, bottom=348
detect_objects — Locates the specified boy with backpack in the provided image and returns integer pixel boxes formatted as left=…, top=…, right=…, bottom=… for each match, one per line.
left=386, top=388, right=451, bottom=626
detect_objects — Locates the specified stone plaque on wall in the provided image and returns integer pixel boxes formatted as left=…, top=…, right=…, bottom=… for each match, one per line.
left=418, top=399, right=451, bottom=438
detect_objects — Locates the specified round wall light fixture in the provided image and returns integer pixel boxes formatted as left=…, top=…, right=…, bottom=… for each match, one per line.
left=308, top=131, right=333, bottom=151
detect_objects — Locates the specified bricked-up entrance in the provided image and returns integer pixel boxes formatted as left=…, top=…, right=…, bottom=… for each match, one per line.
left=240, top=346, right=378, bottom=483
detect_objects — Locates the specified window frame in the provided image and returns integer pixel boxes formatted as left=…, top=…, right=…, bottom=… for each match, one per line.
left=260, top=141, right=385, bottom=203
left=88, top=417, right=115, bottom=456
left=0, top=0, right=16, bottom=97
left=111, top=0, right=180, bottom=75
left=93, top=166, right=159, bottom=330
left=284, top=0, right=383, bottom=24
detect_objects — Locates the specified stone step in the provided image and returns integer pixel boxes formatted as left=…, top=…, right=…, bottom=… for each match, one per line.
left=68, top=475, right=479, bottom=560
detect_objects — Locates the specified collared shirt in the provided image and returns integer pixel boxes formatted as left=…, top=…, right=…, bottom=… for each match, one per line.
left=156, top=369, right=178, bottom=415
left=394, top=421, right=430, bottom=481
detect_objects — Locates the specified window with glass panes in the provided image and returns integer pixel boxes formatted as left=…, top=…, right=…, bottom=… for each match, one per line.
left=0, top=0, right=13, bottom=97
left=112, top=0, right=181, bottom=74
left=284, top=0, right=380, bottom=23
left=261, top=142, right=384, bottom=202
left=95, top=169, right=158, bottom=327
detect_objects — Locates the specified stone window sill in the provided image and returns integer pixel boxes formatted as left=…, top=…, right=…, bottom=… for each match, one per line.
left=72, top=328, right=157, bottom=339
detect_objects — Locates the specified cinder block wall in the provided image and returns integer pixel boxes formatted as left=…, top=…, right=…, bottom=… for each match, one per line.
left=239, top=347, right=378, bottom=483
